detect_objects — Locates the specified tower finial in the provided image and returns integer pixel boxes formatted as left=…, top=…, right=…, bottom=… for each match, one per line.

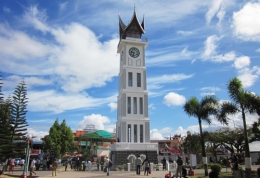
left=134, top=4, right=136, bottom=12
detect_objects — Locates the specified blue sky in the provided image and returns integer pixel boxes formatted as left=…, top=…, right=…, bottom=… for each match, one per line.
left=1, top=0, right=260, bottom=150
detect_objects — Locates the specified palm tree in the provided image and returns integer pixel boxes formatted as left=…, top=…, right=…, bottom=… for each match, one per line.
left=218, top=77, right=260, bottom=177
left=183, top=95, right=228, bottom=176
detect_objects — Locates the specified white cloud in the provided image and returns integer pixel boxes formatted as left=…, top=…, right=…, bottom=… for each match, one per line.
left=237, top=68, right=259, bottom=88
left=150, top=129, right=164, bottom=140
left=216, top=5, right=225, bottom=25
left=59, top=2, right=68, bottom=11
left=200, top=87, right=221, bottom=92
left=214, top=52, right=236, bottom=62
left=148, top=74, right=194, bottom=90
left=108, top=102, right=117, bottom=111
left=202, top=35, right=220, bottom=58
left=233, top=56, right=250, bottom=69
left=3, top=6, right=11, bottom=13
left=23, top=5, right=50, bottom=33
left=0, top=24, right=54, bottom=62
left=163, top=92, right=186, bottom=106
left=201, top=92, right=215, bottom=96
left=27, top=90, right=116, bottom=113
left=206, top=0, right=224, bottom=24
left=27, top=127, right=49, bottom=142
left=3, top=75, right=53, bottom=90
left=176, top=31, right=194, bottom=35
left=1, top=5, right=120, bottom=93
left=146, top=47, right=198, bottom=66
left=232, top=2, right=260, bottom=41
left=50, top=23, right=119, bottom=92
left=256, top=48, right=260, bottom=53
left=202, top=35, right=236, bottom=62
left=77, top=114, right=111, bottom=130
left=200, top=87, right=220, bottom=96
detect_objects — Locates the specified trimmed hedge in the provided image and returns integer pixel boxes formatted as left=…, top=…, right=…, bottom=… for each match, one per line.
left=210, top=163, right=222, bottom=174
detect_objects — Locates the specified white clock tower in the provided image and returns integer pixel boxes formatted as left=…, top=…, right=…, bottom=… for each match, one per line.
left=110, top=9, right=158, bottom=166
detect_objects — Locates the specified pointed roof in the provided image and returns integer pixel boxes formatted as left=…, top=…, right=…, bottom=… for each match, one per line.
left=118, top=9, right=145, bottom=40
left=124, top=10, right=145, bottom=33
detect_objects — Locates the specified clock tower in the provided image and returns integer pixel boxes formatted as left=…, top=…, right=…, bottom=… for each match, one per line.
left=110, top=9, right=158, bottom=166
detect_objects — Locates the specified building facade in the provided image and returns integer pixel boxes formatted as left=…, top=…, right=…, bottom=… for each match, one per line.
left=110, top=9, right=158, bottom=167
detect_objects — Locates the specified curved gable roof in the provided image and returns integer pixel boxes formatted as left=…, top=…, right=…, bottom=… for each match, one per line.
left=124, top=11, right=145, bottom=33
left=118, top=10, right=145, bottom=40
left=84, top=130, right=114, bottom=139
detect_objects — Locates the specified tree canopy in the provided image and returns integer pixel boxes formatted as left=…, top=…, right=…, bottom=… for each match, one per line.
left=183, top=95, right=227, bottom=176
left=216, top=77, right=260, bottom=177
left=43, top=119, right=74, bottom=158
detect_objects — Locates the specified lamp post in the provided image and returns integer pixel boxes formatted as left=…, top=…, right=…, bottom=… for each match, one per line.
left=187, top=131, right=192, bottom=171
left=187, top=131, right=191, bottom=154
left=21, top=134, right=32, bottom=178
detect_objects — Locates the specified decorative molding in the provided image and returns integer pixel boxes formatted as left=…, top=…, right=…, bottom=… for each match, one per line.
left=136, top=59, right=141, bottom=66
left=127, top=154, right=136, bottom=160
left=128, top=58, right=132, bottom=66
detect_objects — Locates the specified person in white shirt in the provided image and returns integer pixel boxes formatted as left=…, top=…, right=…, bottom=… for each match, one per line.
left=105, top=156, right=112, bottom=176
left=30, top=158, right=36, bottom=176
left=20, top=159, right=25, bottom=168
left=135, top=155, right=142, bottom=175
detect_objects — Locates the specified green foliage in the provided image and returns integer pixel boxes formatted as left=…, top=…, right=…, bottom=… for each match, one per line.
left=218, top=77, right=260, bottom=159
left=210, top=163, right=222, bottom=174
left=205, top=127, right=253, bottom=157
left=183, top=133, right=202, bottom=155
left=0, top=78, right=28, bottom=158
left=117, top=164, right=126, bottom=170
left=183, top=95, right=222, bottom=176
left=43, top=119, right=74, bottom=158
left=251, top=118, right=260, bottom=142
left=10, top=81, right=28, bottom=156
left=81, top=149, right=92, bottom=160
left=0, top=77, right=13, bottom=158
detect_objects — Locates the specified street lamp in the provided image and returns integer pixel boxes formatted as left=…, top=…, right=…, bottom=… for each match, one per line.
left=21, top=134, right=32, bottom=178
left=187, top=131, right=192, bottom=173
left=187, top=131, right=191, bottom=154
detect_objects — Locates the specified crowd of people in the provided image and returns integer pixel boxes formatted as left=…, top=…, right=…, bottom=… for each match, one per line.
left=3, top=154, right=244, bottom=177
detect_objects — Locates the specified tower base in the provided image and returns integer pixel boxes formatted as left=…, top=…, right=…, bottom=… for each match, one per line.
left=110, top=142, right=158, bottom=168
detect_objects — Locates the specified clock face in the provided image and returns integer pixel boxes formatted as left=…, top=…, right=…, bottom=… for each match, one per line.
left=129, top=47, right=140, bottom=58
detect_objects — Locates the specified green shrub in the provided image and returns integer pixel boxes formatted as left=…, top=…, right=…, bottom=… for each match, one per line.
left=210, top=163, right=222, bottom=174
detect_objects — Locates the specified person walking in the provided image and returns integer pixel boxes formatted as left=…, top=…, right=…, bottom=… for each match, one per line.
left=142, top=157, right=150, bottom=176
left=52, top=159, right=58, bottom=177
left=176, top=156, right=183, bottom=178
left=9, top=157, right=15, bottom=174
left=185, top=156, right=190, bottom=165
left=83, top=160, right=87, bottom=171
left=162, top=157, right=166, bottom=170
left=105, top=155, right=112, bottom=176
left=42, top=159, right=47, bottom=170
left=30, top=158, right=36, bottom=176
left=64, top=159, right=68, bottom=171
left=172, top=160, right=178, bottom=177
left=135, top=155, right=142, bottom=175
left=20, top=159, right=25, bottom=169
left=36, top=159, right=41, bottom=170
left=210, top=156, right=213, bottom=164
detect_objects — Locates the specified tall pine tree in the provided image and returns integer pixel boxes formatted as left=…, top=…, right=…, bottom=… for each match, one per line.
left=10, top=80, right=28, bottom=157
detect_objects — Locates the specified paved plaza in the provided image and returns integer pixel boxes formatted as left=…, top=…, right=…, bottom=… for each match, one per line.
left=3, top=165, right=260, bottom=178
